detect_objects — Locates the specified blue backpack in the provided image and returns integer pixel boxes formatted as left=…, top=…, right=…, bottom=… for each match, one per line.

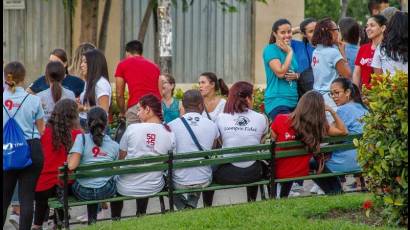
left=3, top=94, right=33, bottom=171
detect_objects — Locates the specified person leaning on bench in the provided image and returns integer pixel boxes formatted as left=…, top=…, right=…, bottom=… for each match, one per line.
left=115, top=94, right=175, bottom=217
left=67, top=107, right=120, bottom=225
left=168, top=89, right=219, bottom=210
left=271, top=90, right=348, bottom=198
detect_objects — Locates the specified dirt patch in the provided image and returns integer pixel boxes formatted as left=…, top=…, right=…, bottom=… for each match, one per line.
left=312, top=208, right=386, bottom=227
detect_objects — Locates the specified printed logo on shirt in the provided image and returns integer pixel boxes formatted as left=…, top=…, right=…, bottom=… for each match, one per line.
left=187, top=116, right=200, bottom=126
left=234, top=116, right=250, bottom=126
left=146, top=133, right=156, bottom=146
left=359, top=57, right=373, bottom=66
left=312, top=56, right=319, bottom=67
left=4, top=100, right=20, bottom=110
left=92, top=146, right=107, bottom=157
left=284, top=132, right=296, bottom=141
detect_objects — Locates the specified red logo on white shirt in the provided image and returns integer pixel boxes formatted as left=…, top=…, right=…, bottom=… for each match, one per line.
left=146, top=134, right=156, bottom=146
left=312, top=56, right=319, bottom=66
left=92, top=146, right=107, bottom=157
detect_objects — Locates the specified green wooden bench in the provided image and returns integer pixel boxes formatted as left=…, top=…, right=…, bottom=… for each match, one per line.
left=49, top=133, right=362, bottom=229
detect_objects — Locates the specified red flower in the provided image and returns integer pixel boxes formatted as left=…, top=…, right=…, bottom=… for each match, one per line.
left=362, top=200, right=373, bottom=210
left=259, top=103, right=265, bottom=113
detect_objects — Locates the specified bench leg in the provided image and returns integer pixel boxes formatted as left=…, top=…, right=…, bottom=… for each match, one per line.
left=260, top=185, right=266, bottom=200
left=159, top=196, right=166, bottom=214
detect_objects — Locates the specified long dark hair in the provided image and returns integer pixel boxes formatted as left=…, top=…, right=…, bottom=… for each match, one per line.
left=47, top=99, right=79, bottom=151
left=4, top=61, right=26, bottom=93
left=139, top=94, right=171, bottom=132
left=45, top=61, right=66, bottom=103
left=50, top=48, right=69, bottom=74
left=269, top=19, right=291, bottom=44
left=338, top=17, right=360, bottom=45
left=290, top=91, right=329, bottom=153
left=300, top=18, right=317, bottom=44
left=311, top=18, right=336, bottom=47
left=331, top=78, right=367, bottom=110
left=200, top=72, right=229, bottom=97
left=87, top=106, right=107, bottom=147
left=83, top=49, right=110, bottom=106
left=224, top=81, right=253, bottom=114
left=380, top=11, right=408, bottom=63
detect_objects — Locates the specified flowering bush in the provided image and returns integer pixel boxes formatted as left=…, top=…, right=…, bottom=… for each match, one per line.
left=354, top=71, right=408, bottom=226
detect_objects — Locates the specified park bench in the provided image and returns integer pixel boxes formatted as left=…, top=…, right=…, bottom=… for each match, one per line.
left=49, top=133, right=362, bottom=229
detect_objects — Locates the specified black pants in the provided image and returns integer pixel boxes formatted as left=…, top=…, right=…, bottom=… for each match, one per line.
left=110, top=198, right=149, bottom=219
left=34, top=186, right=64, bottom=226
left=2, top=139, right=44, bottom=230
left=203, top=161, right=263, bottom=206
left=310, top=159, right=343, bottom=195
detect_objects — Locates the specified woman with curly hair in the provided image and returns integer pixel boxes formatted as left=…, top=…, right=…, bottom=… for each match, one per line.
left=32, top=99, right=82, bottom=229
left=271, top=91, right=348, bottom=198
left=372, top=11, right=408, bottom=75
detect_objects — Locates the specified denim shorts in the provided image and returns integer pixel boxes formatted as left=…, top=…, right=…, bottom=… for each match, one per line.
left=72, top=177, right=117, bottom=201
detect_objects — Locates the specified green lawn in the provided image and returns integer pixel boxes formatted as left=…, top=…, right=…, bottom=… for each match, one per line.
left=82, top=193, right=403, bottom=230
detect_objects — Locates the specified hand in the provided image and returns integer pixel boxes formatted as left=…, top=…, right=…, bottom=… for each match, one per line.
left=277, top=39, right=292, bottom=54
left=325, top=105, right=335, bottom=114
left=284, top=72, right=299, bottom=81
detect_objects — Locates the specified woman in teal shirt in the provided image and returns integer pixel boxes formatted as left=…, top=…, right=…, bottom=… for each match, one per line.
left=160, top=74, right=182, bottom=123
left=263, top=19, right=299, bottom=121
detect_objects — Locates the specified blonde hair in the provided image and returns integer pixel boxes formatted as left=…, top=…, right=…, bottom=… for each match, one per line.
left=68, top=42, right=95, bottom=78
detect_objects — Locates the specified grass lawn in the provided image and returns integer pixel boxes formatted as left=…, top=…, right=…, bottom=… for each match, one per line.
left=82, top=193, right=404, bottom=230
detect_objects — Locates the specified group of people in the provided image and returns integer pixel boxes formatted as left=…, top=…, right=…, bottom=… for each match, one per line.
left=2, top=2, right=408, bottom=229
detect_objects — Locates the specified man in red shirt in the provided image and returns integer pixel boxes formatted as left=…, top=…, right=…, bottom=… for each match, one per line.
left=115, top=40, right=162, bottom=123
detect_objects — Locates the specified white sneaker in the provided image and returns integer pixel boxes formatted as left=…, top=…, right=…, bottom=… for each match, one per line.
left=9, top=213, right=19, bottom=230
left=317, top=187, right=325, bottom=195
left=288, top=190, right=301, bottom=197
left=291, top=183, right=304, bottom=192
left=76, top=212, right=88, bottom=222
left=310, top=184, right=320, bottom=194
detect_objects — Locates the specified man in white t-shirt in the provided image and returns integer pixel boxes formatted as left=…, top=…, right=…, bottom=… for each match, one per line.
left=168, top=90, right=219, bottom=210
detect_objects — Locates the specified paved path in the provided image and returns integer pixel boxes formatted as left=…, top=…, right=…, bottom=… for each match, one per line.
left=4, top=177, right=356, bottom=230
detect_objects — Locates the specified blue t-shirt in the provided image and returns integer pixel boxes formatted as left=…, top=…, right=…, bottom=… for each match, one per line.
left=326, top=102, right=368, bottom=172
left=69, top=133, right=119, bottom=188
left=3, top=87, right=44, bottom=139
left=345, top=43, right=359, bottom=73
left=312, top=45, right=344, bottom=94
left=291, top=40, right=315, bottom=73
left=29, top=75, right=84, bottom=97
left=263, top=44, right=299, bottom=115
left=162, top=98, right=180, bottom=123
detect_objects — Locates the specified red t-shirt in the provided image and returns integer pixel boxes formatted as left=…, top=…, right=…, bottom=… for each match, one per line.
left=271, top=114, right=312, bottom=179
left=36, top=127, right=82, bottom=192
left=354, top=43, right=376, bottom=90
left=115, top=56, right=161, bottom=108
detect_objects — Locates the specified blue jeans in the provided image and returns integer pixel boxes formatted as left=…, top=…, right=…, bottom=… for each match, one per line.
left=268, top=106, right=295, bottom=121
left=72, top=178, right=117, bottom=224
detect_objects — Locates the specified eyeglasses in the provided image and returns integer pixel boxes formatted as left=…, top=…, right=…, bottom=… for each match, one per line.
left=328, top=91, right=343, bottom=97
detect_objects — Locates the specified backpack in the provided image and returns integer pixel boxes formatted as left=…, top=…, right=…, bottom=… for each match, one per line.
left=3, top=94, right=33, bottom=171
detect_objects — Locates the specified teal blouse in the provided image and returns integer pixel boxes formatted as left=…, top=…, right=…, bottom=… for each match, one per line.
left=162, top=98, right=180, bottom=123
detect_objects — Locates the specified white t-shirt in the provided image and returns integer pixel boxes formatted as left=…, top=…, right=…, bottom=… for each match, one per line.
left=116, top=123, right=175, bottom=197
left=37, top=87, right=76, bottom=122
left=79, top=77, right=112, bottom=119
left=202, top=98, right=226, bottom=122
left=371, top=45, right=408, bottom=75
left=168, top=112, right=219, bottom=185
left=216, top=110, right=269, bottom=168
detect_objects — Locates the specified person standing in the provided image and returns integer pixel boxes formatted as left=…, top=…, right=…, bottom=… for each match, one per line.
left=338, top=17, right=361, bottom=73
left=3, top=62, right=45, bottom=230
left=263, top=19, right=299, bottom=121
left=115, top=40, right=162, bottom=124
left=160, top=74, right=182, bottom=123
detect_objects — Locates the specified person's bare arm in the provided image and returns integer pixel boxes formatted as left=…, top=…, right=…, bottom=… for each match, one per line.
left=97, top=95, right=110, bottom=113
left=373, top=67, right=383, bottom=75
left=115, top=77, right=126, bottom=117
left=269, top=41, right=294, bottom=77
left=326, top=105, right=348, bottom=136
left=67, top=153, right=82, bottom=171
left=119, top=150, right=127, bottom=160
left=35, top=118, right=45, bottom=136
left=336, top=59, right=352, bottom=79
left=352, top=65, right=362, bottom=87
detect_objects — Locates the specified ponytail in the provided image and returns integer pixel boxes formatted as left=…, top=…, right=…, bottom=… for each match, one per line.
left=50, top=81, right=63, bottom=103
left=87, top=107, right=107, bottom=147
left=200, top=72, right=229, bottom=97
left=218, top=78, right=229, bottom=97
left=45, top=61, right=66, bottom=103
left=4, top=61, right=26, bottom=93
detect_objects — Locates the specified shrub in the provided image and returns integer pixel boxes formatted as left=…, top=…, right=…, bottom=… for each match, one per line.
left=354, top=71, right=408, bottom=226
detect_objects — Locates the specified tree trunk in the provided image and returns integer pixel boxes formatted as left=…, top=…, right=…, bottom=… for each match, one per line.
left=153, top=6, right=160, bottom=65
left=98, top=0, right=111, bottom=51
left=157, top=0, right=172, bottom=74
left=341, top=0, right=348, bottom=18
left=80, top=0, right=99, bottom=45
left=138, top=0, right=156, bottom=43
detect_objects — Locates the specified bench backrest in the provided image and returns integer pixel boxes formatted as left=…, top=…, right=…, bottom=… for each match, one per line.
left=59, top=134, right=362, bottom=180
